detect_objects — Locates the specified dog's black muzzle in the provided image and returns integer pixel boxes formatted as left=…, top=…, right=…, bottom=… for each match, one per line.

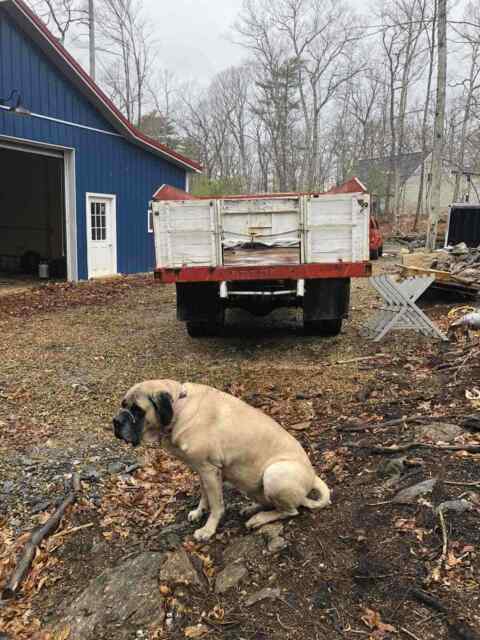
left=113, top=409, right=141, bottom=447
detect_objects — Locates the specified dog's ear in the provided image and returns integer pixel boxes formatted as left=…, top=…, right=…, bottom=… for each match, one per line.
left=149, top=392, right=173, bottom=427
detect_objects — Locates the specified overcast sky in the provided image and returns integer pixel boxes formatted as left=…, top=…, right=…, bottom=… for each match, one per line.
left=143, top=0, right=246, bottom=83
left=70, top=0, right=467, bottom=87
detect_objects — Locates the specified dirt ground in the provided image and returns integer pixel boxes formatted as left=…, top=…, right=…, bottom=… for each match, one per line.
left=1, top=255, right=480, bottom=640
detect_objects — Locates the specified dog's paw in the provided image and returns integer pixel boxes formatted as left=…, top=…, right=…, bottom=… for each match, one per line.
left=193, top=525, right=216, bottom=542
left=188, top=508, right=204, bottom=523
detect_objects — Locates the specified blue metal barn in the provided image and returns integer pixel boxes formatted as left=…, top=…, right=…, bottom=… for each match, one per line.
left=0, top=0, right=201, bottom=280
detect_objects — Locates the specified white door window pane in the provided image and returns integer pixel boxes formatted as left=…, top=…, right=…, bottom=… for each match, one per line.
left=91, top=201, right=107, bottom=241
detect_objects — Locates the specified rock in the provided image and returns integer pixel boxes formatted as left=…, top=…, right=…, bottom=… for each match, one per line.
left=463, top=415, right=480, bottom=432
left=31, top=499, right=52, bottom=514
left=436, top=499, right=473, bottom=515
left=215, top=562, right=248, bottom=594
left=311, top=585, right=332, bottom=609
left=254, top=522, right=286, bottom=553
left=415, top=422, right=463, bottom=442
left=392, top=478, right=438, bottom=503
left=245, top=586, right=281, bottom=607
left=82, top=466, right=101, bottom=481
left=19, top=456, right=34, bottom=466
left=107, top=461, right=125, bottom=474
left=378, top=457, right=406, bottom=479
left=451, top=242, right=469, bottom=255
left=51, top=552, right=165, bottom=639
left=255, top=522, right=284, bottom=540
left=223, top=536, right=264, bottom=565
left=159, top=548, right=202, bottom=587
left=290, top=421, right=311, bottom=431
left=125, top=463, right=142, bottom=474
left=2, top=481, right=14, bottom=494
left=267, top=536, right=288, bottom=554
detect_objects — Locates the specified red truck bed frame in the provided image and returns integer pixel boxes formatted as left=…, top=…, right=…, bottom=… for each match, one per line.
left=154, top=262, right=372, bottom=283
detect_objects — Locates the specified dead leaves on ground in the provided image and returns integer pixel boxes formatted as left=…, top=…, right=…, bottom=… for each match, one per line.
left=99, top=450, right=194, bottom=542
left=361, top=608, right=397, bottom=638
left=0, top=275, right=156, bottom=320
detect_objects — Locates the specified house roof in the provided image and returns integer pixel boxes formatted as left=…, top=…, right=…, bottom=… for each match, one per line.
left=0, top=0, right=202, bottom=173
left=356, top=152, right=426, bottom=186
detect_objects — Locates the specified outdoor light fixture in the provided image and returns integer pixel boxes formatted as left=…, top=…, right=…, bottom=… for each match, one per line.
left=0, top=89, right=31, bottom=116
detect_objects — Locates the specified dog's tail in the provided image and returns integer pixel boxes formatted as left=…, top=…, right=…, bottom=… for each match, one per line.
left=302, top=476, right=331, bottom=510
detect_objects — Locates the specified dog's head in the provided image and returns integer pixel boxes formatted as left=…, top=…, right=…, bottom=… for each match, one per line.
left=112, top=380, right=175, bottom=447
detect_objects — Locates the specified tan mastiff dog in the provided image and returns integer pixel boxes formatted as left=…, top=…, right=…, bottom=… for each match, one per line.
left=113, top=380, right=331, bottom=542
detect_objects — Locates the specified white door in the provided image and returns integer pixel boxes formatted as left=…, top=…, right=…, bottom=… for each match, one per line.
left=86, top=194, right=117, bottom=278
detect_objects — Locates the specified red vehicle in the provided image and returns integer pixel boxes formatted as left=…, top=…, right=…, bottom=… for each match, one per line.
left=369, top=216, right=383, bottom=260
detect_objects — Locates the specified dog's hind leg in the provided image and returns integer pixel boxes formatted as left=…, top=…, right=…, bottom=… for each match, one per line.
left=244, top=461, right=307, bottom=529
left=188, top=479, right=209, bottom=523
left=246, top=507, right=298, bottom=529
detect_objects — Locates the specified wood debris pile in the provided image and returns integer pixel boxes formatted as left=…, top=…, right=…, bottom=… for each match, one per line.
left=430, top=243, right=480, bottom=284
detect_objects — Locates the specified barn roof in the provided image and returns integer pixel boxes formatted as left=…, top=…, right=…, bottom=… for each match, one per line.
left=0, top=0, right=202, bottom=173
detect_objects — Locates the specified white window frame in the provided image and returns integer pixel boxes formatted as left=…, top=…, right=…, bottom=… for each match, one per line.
left=147, top=206, right=154, bottom=233
left=85, top=192, right=117, bottom=278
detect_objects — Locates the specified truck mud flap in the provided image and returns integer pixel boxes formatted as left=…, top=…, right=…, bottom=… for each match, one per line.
left=176, top=282, right=223, bottom=322
left=303, top=278, right=351, bottom=321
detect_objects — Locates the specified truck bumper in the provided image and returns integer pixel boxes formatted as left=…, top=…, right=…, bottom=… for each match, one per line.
left=154, top=262, right=372, bottom=283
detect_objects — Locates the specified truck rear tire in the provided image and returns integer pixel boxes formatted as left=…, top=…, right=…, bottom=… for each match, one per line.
left=304, top=318, right=342, bottom=336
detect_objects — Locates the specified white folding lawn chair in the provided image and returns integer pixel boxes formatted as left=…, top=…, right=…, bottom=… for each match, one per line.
left=365, top=275, right=448, bottom=342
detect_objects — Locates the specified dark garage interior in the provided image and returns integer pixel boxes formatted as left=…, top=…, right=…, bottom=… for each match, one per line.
left=0, top=145, right=67, bottom=281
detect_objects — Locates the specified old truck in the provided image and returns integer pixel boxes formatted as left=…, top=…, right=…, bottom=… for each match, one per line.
left=151, top=183, right=372, bottom=337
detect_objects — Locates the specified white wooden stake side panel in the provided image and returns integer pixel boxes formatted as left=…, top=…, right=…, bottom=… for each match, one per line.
left=153, top=201, right=217, bottom=268
left=305, top=194, right=369, bottom=263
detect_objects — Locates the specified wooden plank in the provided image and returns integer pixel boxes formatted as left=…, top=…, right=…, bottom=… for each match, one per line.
left=399, top=264, right=480, bottom=288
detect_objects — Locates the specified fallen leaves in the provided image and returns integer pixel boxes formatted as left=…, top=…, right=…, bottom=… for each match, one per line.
left=184, top=624, right=210, bottom=638
left=0, top=276, right=155, bottom=320
left=361, top=608, right=397, bottom=638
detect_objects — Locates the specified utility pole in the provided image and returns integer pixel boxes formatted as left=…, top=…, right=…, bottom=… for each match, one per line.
left=88, top=0, right=96, bottom=81
left=426, top=0, right=447, bottom=250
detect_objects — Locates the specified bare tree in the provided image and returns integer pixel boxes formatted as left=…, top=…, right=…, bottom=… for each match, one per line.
left=234, top=0, right=364, bottom=190
left=414, top=0, right=436, bottom=230
left=450, top=2, right=480, bottom=202
left=96, top=0, right=155, bottom=124
left=30, top=0, right=82, bottom=44
left=426, top=0, right=447, bottom=250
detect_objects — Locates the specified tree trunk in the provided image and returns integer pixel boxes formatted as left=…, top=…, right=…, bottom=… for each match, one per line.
left=414, top=5, right=437, bottom=231
left=426, top=0, right=447, bottom=251
left=88, top=0, right=96, bottom=81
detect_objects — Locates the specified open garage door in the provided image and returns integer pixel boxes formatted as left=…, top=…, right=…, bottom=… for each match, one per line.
left=0, top=139, right=75, bottom=282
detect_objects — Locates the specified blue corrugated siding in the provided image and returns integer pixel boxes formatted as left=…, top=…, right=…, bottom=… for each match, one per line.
left=0, top=8, right=186, bottom=278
